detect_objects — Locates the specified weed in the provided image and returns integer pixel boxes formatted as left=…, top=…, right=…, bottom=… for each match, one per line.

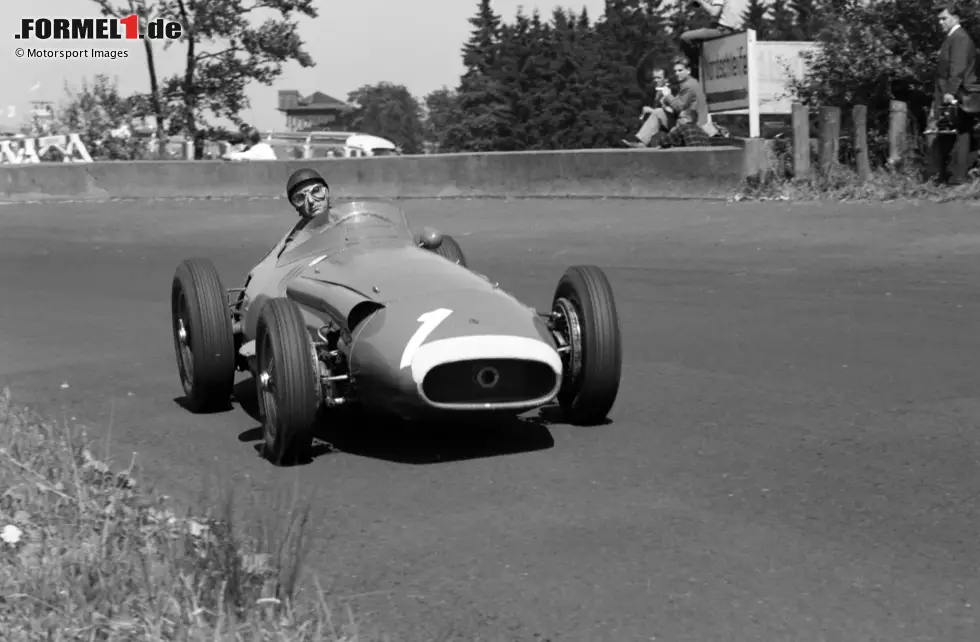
left=0, top=387, right=368, bottom=641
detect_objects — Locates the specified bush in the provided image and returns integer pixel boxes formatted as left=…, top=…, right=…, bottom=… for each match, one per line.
left=0, top=387, right=366, bottom=641
left=788, top=0, right=980, bottom=173
left=736, top=136, right=980, bottom=202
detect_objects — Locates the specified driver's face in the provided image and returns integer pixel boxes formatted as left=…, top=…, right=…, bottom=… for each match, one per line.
left=291, top=182, right=330, bottom=218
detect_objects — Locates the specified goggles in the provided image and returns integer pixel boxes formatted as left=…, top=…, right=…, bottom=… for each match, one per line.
left=290, top=182, right=328, bottom=208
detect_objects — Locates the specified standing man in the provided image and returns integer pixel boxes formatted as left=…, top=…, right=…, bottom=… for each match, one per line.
left=932, top=4, right=978, bottom=185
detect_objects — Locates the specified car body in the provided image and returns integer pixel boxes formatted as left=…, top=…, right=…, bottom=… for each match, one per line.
left=171, top=199, right=622, bottom=465
left=234, top=200, right=563, bottom=418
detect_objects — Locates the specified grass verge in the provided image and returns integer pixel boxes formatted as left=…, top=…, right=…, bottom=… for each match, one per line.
left=735, top=166, right=980, bottom=203
left=734, top=137, right=980, bottom=203
left=0, top=387, right=369, bottom=641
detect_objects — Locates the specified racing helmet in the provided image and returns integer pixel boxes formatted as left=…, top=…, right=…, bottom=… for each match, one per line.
left=286, top=167, right=329, bottom=203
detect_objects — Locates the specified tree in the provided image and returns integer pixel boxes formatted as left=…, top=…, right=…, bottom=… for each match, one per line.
left=60, top=74, right=147, bottom=160
left=155, top=0, right=318, bottom=156
left=788, top=0, right=980, bottom=165
left=346, top=82, right=426, bottom=155
left=742, top=0, right=770, bottom=40
left=91, top=0, right=167, bottom=146
left=787, top=0, right=825, bottom=41
left=448, top=0, right=516, bottom=152
left=423, top=87, right=465, bottom=152
left=495, top=7, right=537, bottom=149
left=768, top=0, right=795, bottom=40
left=593, top=0, right=676, bottom=146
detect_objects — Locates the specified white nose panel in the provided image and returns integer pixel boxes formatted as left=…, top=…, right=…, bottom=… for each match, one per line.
left=410, top=335, right=562, bottom=384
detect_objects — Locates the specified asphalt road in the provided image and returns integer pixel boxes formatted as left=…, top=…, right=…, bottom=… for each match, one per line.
left=1, top=196, right=979, bottom=641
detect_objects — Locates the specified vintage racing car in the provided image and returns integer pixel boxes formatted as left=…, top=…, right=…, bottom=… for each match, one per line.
left=170, top=200, right=622, bottom=465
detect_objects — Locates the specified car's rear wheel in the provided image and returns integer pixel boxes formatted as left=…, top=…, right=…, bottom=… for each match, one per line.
left=171, top=258, right=236, bottom=412
left=255, top=298, right=321, bottom=466
left=435, top=234, right=467, bottom=267
left=551, top=265, right=622, bottom=425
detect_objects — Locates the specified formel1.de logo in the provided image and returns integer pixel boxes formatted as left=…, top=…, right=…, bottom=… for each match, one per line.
left=15, top=16, right=182, bottom=41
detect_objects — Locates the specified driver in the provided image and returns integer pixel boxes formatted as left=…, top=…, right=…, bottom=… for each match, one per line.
left=272, top=168, right=334, bottom=258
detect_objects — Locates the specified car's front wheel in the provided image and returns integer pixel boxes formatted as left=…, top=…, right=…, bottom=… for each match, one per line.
left=434, top=234, right=467, bottom=267
left=255, top=298, right=321, bottom=466
left=171, top=258, right=236, bottom=413
left=551, top=265, right=622, bottom=425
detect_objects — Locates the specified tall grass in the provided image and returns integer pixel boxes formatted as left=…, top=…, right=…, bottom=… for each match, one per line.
left=0, top=387, right=367, bottom=641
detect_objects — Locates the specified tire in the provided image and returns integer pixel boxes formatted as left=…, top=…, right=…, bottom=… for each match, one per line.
left=434, top=234, right=468, bottom=267
left=255, top=298, right=321, bottom=466
left=171, top=258, right=236, bottom=413
left=551, top=265, right=622, bottom=425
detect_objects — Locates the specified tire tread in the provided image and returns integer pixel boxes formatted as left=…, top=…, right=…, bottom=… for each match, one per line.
left=172, top=258, right=235, bottom=412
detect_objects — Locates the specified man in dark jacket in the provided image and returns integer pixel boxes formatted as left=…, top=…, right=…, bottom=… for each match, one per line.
left=931, top=4, right=978, bottom=184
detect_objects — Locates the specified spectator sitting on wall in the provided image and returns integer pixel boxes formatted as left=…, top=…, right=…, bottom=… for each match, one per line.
left=679, top=0, right=748, bottom=44
left=221, top=128, right=278, bottom=161
left=658, top=109, right=713, bottom=148
left=664, top=56, right=709, bottom=128
left=622, top=67, right=677, bottom=148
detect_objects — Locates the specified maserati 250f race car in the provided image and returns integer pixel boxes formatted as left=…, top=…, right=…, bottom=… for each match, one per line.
left=170, top=200, right=622, bottom=465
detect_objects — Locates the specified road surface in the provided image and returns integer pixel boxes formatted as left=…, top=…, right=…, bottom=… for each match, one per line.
left=1, top=196, right=978, bottom=641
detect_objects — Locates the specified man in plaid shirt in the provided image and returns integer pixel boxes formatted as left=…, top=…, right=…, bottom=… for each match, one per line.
left=658, top=109, right=712, bottom=148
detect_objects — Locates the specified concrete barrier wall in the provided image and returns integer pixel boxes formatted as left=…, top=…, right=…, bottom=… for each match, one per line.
left=0, top=145, right=765, bottom=202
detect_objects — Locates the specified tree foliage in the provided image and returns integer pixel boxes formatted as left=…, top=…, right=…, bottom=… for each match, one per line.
left=347, top=82, right=426, bottom=154
left=158, top=0, right=318, bottom=150
left=91, top=0, right=319, bottom=156
left=75, top=0, right=977, bottom=165
left=417, top=0, right=834, bottom=153
left=788, top=0, right=980, bottom=163
left=91, top=1, right=166, bottom=142
left=60, top=75, right=147, bottom=160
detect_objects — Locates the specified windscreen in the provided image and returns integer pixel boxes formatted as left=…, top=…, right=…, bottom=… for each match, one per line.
left=276, top=200, right=414, bottom=265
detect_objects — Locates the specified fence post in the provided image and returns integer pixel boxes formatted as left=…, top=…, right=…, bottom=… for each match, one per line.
left=852, top=104, right=870, bottom=181
left=888, top=100, right=907, bottom=167
left=819, top=106, right=841, bottom=174
left=792, top=102, right=810, bottom=178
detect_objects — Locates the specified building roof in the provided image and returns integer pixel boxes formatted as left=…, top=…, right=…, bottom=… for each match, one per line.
left=279, top=91, right=354, bottom=113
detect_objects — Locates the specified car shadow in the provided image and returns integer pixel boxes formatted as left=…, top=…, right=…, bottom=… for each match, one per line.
left=172, top=395, right=235, bottom=414
left=231, top=375, right=559, bottom=466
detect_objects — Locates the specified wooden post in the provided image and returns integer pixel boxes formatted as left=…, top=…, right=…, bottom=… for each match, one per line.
left=818, top=106, right=841, bottom=174
left=888, top=100, right=907, bottom=167
left=792, top=102, right=810, bottom=178
left=852, top=104, right=870, bottom=180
